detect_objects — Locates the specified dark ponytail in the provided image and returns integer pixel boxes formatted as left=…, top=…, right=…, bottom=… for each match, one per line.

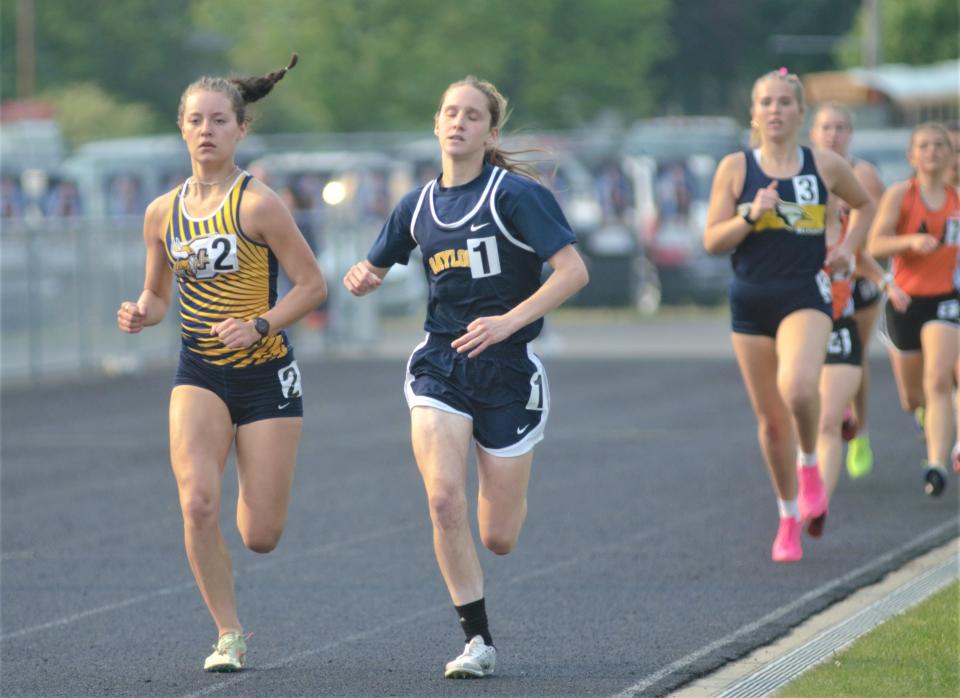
left=231, top=53, right=298, bottom=105
left=177, top=53, right=299, bottom=126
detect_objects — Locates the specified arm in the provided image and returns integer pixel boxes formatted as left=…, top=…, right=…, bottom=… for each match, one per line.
left=451, top=244, right=589, bottom=358
left=117, top=195, right=174, bottom=333
left=854, top=159, right=886, bottom=204
left=855, top=250, right=910, bottom=311
left=212, top=182, right=328, bottom=350
left=817, top=149, right=875, bottom=268
left=865, top=183, right=937, bottom=258
left=703, top=153, right=780, bottom=255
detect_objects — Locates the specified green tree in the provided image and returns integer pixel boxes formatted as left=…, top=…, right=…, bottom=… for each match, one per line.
left=1, top=0, right=226, bottom=121
left=192, top=0, right=669, bottom=133
left=653, top=0, right=860, bottom=118
left=43, top=83, right=160, bottom=148
left=837, top=0, right=960, bottom=67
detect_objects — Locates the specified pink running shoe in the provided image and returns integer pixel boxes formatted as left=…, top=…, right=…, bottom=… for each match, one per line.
left=797, top=466, right=828, bottom=529
left=771, top=517, right=802, bottom=562
left=952, top=443, right=960, bottom=474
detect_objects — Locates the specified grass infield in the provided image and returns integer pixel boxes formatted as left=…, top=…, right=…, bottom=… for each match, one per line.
left=778, top=580, right=959, bottom=697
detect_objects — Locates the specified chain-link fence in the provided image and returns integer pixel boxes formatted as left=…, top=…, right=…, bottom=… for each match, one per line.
left=1, top=209, right=420, bottom=385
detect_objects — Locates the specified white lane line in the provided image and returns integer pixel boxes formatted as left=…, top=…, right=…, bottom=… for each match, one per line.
left=0, top=522, right=419, bottom=642
left=609, top=519, right=958, bottom=698
left=716, top=551, right=959, bottom=697
left=1, top=582, right=197, bottom=641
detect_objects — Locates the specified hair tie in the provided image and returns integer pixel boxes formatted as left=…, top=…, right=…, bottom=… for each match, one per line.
left=777, top=66, right=789, bottom=76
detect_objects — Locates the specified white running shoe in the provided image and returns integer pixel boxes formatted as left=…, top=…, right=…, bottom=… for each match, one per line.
left=203, top=632, right=247, bottom=672
left=444, top=635, right=496, bottom=678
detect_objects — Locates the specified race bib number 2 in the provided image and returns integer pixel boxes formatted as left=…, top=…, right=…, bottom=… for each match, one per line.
left=173, top=234, right=239, bottom=279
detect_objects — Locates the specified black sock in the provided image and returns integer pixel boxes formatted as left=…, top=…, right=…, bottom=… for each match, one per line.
left=454, top=598, right=493, bottom=647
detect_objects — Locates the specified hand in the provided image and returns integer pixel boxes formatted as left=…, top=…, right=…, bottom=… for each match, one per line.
left=343, top=261, right=382, bottom=296
left=451, top=315, right=516, bottom=358
left=825, top=243, right=855, bottom=280
left=117, top=301, right=147, bottom=333
left=908, top=234, right=939, bottom=255
left=211, top=317, right=260, bottom=349
left=886, top=283, right=911, bottom=313
left=749, top=180, right=779, bottom=221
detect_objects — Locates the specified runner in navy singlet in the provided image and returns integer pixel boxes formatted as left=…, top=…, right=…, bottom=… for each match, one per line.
left=703, top=68, right=874, bottom=563
left=343, top=76, right=588, bottom=679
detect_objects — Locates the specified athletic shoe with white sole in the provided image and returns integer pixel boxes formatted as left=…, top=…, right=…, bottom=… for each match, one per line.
left=444, top=635, right=496, bottom=678
left=203, top=631, right=247, bottom=672
left=923, top=463, right=948, bottom=497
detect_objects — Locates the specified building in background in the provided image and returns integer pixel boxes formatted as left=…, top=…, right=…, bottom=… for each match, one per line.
left=804, top=59, right=960, bottom=128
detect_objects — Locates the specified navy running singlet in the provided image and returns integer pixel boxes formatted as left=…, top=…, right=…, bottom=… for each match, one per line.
left=733, top=146, right=828, bottom=282
left=367, top=164, right=576, bottom=345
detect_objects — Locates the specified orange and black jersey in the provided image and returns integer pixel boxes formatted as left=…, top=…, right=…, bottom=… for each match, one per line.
left=164, top=172, right=288, bottom=367
left=892, top=179, right=959, bottom=297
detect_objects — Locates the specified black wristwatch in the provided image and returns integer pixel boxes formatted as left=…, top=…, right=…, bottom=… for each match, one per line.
left=741, top=210, right=757, bottom=225
left=253, top=316, right=270, bottom=339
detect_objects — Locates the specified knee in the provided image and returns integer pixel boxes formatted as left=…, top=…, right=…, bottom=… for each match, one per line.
left=924, top=372, right=954, bottom=398
left=180, top=489, right=220, bottom=531
left=480, top=530, right=517, bottom=556
left=427, top=488, right=468, bottom=532
left=779, top=378, right=818, bottom=414
left=241, top=527, right=283, bottom=554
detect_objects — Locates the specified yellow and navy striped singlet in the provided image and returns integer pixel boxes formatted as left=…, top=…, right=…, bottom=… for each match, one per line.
left=165, top=172, right=287, bottom=367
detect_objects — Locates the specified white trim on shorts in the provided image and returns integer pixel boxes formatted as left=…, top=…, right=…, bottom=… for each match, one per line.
left=402, top=335, right=550, bottom=458
left=877, top=297, right=952, bottom=355
left=476, top=344, right=550, bottom=458
left=403, top=334, right=473, bottom=421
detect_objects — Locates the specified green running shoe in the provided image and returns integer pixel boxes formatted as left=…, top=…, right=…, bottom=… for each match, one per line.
left=846, top=434, right=874, bottom=479
left=914, top=406, right=925, bottom=436
left=204, top=632, right=247, bottom=672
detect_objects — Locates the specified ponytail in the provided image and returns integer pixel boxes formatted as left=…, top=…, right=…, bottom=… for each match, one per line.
left=231, top=53, right=298, bottom=106
left=177, top=53, right=299, bottom=127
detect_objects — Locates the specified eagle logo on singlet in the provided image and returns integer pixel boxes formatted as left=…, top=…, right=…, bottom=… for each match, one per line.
left=172, top=241, right=205, bottom=279
left=170, top=234, right=239, bottom=280
left=740, top=201, right=825, bottom=236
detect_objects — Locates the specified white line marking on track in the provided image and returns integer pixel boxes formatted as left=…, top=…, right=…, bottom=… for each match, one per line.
left=608, top=519, right=958, bottom=698
left=0, top=522, right=420, bottom=642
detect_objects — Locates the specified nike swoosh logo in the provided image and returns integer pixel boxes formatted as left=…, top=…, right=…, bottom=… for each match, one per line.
left=470, top=222, right=490, bottom=232
left=516, top=424, right=530, bottom=435
left=278, top=402, right=291, bottom=410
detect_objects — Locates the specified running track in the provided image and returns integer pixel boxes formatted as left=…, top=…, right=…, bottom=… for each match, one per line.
left=2, top=325, right=957, bottom=696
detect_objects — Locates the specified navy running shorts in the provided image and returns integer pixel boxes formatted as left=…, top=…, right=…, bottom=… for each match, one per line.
left=730, top=271, right=833, bottom=338
left=174, top=347, right=304, bottom=425
left=825, top=316, right=863, bottom=366
left=404, top=333, right=548, bottom=457
left=882, top=291, right=960, bottom=352
left=852, top=278, right=882, bottom=311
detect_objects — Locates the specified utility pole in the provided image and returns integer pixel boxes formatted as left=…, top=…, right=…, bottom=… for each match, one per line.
left=16, top=0, right=36, bottom=98
left=862, top=0, right=882, bottom=68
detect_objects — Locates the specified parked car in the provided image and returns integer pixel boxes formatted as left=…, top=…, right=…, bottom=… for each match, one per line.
left=623, top=117, right=746, bottom=305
